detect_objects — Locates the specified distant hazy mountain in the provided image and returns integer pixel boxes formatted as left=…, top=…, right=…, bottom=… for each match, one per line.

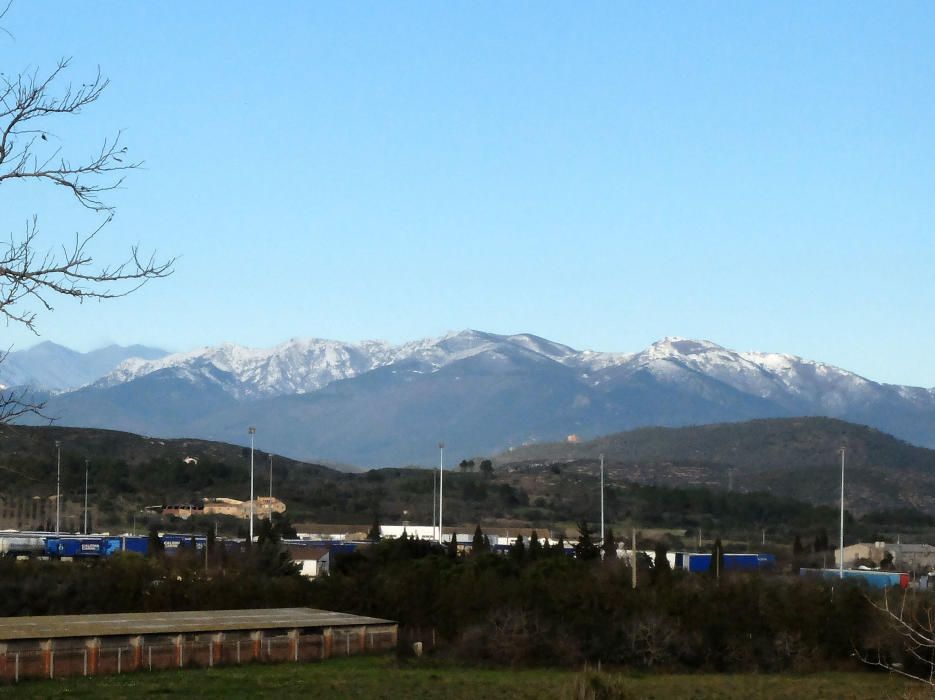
left=0, top=341, right=168, bottom=391
left=15, top=331, right=935, bottom=466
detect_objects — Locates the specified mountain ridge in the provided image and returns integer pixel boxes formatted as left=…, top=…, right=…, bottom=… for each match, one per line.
left=12, top=331, right=935, bottom=466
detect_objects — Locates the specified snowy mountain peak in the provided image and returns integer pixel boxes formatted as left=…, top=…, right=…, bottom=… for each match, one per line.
left=92, top=331, right=931, bottom=418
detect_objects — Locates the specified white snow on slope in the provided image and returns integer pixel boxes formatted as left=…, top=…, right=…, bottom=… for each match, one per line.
left=99, top=331, right=935, bottom=406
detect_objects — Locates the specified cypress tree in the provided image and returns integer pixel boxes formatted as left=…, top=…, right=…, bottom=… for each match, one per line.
left=471, top=525, right=490, bottom=554
left=574, top=521, right=600, bottom=562
left=367, top=512, right=382, bottom=542
left=711, top=537, right=725, bottom=578
left=529, top=530, right=542, bottom=560
left=510, top=534, right=526, bottom=564
left=652, top=541, right=671, bottom=584
left=147, top=525, right=164, bottom=558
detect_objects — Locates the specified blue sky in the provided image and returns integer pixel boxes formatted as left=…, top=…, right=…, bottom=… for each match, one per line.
left=2, top=3, right=934, bottom=386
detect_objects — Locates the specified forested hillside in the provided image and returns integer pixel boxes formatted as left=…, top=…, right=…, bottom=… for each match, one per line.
left=499, top=417, right=935, bottom=513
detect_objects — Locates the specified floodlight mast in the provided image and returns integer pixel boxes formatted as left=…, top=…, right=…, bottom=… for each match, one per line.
left=84, top=459, right=90, bottom=534
left=600, top=453, right=605, bottom=548
left=438, top=442, right=445, bottom=545
left=55, top=440, right=62, bottom=534
left=839, top=446, right=846, bottom=579
left=248, top=427, right=256, bottom=543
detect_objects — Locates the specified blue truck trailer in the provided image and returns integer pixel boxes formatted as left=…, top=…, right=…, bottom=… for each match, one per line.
left=674, top=552, right=776, bottom=573
left=799, top=567, right=909, bottom=589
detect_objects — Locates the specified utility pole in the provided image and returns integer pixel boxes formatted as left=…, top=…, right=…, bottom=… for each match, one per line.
left=599, top=454, right=605, bottom=548
left=839, top=446, right=846, bottom=579
left=248, top=427, right=256, bottom=543
left=84, top=459, right=89, bottom=534
left=54, top=440, right=61, bottom=534
left=438, top=442, right=445, bottom=545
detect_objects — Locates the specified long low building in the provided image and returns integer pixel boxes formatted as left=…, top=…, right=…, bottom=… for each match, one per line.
left=0, top=607, right=397, bottom=682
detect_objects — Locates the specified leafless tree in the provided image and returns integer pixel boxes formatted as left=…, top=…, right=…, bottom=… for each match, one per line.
left=0, top=4, right=173, bottom=419
left=859, top=588, right=935, bottom=686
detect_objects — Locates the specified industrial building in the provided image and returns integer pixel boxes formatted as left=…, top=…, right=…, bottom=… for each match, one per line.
left=0, top=607, right=396, bottom=682
left=163, top=496, right=286, bottom=520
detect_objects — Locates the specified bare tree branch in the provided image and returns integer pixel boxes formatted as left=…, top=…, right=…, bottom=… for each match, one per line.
left=0, top=16, right=175, bottom=422
left=858, top=589, right=935, bottom=686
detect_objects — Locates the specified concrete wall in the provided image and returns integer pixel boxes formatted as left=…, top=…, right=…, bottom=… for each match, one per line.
left=0, top=623, right=397, bottom=682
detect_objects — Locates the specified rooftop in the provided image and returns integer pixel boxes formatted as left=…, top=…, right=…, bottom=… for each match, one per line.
left=0, top=608, right=393, bottom=641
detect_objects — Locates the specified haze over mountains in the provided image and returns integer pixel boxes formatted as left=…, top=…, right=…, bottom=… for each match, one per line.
left=0, top=342, right=167, bottom=392
left=8, top=331, right=935, bottom=467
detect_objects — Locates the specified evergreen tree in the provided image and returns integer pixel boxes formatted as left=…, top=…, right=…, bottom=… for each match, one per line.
left=711, top=537, right=725, bottom=578
left=510, top=534, right=526, bottom=564
left=367, top=512, right=382, bottom=542
left=880, top=550, right=894, bottom=570
left=602, top=527, right=618, bottom=560
left=793, top=534, right=804, bottom=558
left=147, top=525, right=164, bottom=558
left=471, top=525, right=490, bottom=554
left=206, top=524, right=217, bottom=563
left=479, top=459, right=494, bottom=477
left=574, top=521, right=600, bottom=562
left=271, top=512, right=298, bottom=539
left=528, top=530, right=542, bottom=560
left=555, top=534, right=566, bottom=557
left=256, top=517, right=277, bottom=547
left=652, top=541, right=671, bottom=584
left=447, top=531, right=458, bottom=559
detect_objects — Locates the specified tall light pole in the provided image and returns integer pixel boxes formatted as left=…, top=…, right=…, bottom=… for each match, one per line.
left=839, top=446, right=846, bottom=579
left=84, top=459, right=89, bottom=535
left=268, top=454, right=273, bottom=521
left=432, top=468, right=437, bottom=540
left=54, top=440, right=61, bottom=534
left=438, top=442, right=445, bottom=545
left=600, top=454, right=605, bottom=547
left=248, top=427, right=256, bottom=543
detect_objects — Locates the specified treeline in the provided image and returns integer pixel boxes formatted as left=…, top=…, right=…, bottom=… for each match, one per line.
left=309, top=532, right=909, bottom=672
left=0, top=525, right=310, bottom=617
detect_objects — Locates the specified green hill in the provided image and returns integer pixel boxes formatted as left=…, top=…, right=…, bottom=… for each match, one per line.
left=2, top=418, right=934, bottom=542
left=498, top=417, right=935, bottom=514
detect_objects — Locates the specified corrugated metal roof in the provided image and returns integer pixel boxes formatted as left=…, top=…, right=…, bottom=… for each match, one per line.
left=0, top=608, right=393, bottom=641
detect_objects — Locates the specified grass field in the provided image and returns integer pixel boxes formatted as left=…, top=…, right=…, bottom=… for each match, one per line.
left=0, top=656, right=917, bottom=699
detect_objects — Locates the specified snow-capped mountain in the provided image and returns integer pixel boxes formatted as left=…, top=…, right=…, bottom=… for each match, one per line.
left=97, top=331, right=928, bottom=410
left=99, top=331, right=583, bottom=399
left=17, top=331, right=935, bottom=466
